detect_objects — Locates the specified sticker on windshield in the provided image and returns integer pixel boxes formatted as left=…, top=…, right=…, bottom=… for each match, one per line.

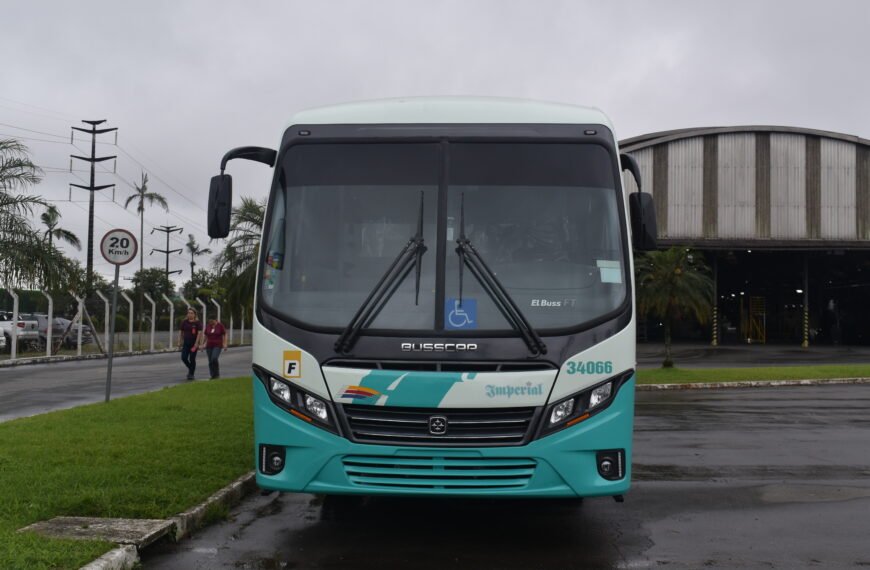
left=597, top=260, right=623, bottom=284
left=445, top=298, right=477, bottom=330
left=267, top=252, right=284, bottom=270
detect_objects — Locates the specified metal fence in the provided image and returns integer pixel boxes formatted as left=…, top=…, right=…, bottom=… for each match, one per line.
left=1, top=289, right=250, bottom=363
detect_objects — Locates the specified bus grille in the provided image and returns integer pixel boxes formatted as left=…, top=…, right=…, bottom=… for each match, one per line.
left=341, top=405, right=539, bottom=446
left=342, top=455, right=537, bottom=490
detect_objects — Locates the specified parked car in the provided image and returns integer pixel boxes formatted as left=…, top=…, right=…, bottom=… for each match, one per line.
left=0, top=311, right=41, bottom=352
left=0, top=333, right=6, bottom=351
left=20, top=313, right=95, bottom=349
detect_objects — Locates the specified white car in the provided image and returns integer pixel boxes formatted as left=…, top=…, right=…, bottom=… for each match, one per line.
left=0, top=311, right=40, bottom=352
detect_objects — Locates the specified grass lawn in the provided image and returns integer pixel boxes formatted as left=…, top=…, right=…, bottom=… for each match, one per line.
left=0, top=376, right=253, bottom=570
left=637, top=364, right=870, bottom=384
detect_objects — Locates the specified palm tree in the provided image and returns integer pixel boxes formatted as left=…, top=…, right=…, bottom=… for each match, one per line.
left=124, top=172, right=168, bottom=274
left=41, top=204, right=81, bottom=250
left=186, top=234, right=212, bottom=278
left=636, top=248, right=714, bottom=368
left=0, top=139, right=71, bottom=288
left=213, top=197, right=266, bottom=312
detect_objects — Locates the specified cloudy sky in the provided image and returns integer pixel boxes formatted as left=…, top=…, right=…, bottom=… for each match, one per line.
left=2, top=0, right=868, bottom=286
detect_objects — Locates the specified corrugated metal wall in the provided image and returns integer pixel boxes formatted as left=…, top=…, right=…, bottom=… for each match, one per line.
left=624, top=130, right=869, bottom=244
left=770, top=134, right=806, bottom=239
left=667, top=138, right=703, bottom=237
left=820, top=139, right=856, bottom=239
left=717, top=134, right=756, bottom=238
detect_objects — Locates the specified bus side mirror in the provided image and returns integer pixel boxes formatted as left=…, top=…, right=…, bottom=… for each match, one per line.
left=629, top=192, right=657, bottom=251
left=208, top=174, right=232, bottom=238
left=621, top=153, right=657, bottom=251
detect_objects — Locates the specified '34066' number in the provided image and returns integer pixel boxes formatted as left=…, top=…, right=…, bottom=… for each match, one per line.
left=566, top=360, right=613, bottom=375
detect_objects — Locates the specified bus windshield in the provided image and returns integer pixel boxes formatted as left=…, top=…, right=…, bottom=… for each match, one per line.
left=260, top=141, right=627, bottom=333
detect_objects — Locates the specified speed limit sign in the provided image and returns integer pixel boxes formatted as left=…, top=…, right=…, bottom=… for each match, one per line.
left=100, top=229, right=138, bottom=266
left=100, top=228, right=139, bottom=402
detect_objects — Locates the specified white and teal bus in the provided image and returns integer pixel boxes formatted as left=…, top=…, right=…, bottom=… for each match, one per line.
left=208, top=97, right=656, bottom=500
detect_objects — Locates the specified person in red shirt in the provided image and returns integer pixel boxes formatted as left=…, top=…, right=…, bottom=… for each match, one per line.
left=177, top=308, right=203, bottom=380
left=201, top=317, right=228, bottom=379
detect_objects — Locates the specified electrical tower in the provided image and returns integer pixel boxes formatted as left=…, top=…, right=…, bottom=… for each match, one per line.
left=70, top=120, right=118, bottom=292
left=150, top=225, right=183, bottom=280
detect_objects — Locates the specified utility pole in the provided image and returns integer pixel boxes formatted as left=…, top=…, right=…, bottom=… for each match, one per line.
left=150, top=225, right=183, bottom=280
left=70, top=120, right=118, bottom=293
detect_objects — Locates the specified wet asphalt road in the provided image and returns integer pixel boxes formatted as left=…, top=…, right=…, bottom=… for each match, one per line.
left=0, top=347, right=253, bottom=422
left=637, top=342, right=870, bottom=369
left=143, top=384, right=870, bottom=569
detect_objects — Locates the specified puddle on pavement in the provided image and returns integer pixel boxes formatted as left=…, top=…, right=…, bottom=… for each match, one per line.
left=759, top=484, right=870, bottom=504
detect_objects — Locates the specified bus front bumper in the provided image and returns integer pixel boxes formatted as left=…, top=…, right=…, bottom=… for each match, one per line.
left=253, top=376, right=635, bottom=498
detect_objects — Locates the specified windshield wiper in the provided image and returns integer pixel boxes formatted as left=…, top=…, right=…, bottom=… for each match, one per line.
left=455, top=193, right=547, bottom=356
left=334, top=191, right=427, bottom=354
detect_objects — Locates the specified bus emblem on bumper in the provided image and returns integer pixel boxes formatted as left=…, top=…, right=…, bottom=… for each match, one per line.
left=428, top=416, right=448, bottom=435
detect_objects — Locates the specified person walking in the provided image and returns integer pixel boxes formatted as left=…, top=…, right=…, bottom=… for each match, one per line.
left=201, top=317, right=228, bottom=379
left=178, top=308, right=203, bottom=380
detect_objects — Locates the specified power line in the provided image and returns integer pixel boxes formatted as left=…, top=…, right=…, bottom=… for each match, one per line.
left=0, top=121, right=68, bottom=139
left=115, top=144, right=206, bottom=212
left=0, top=132, right=71, bottom=145
left=0, top=95, right=78, bottom=121
left=70, top=141, right=210, bottom=235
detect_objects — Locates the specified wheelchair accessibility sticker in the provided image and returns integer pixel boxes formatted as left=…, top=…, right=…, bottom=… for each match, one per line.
left=445, top=298, right=477, bottom=330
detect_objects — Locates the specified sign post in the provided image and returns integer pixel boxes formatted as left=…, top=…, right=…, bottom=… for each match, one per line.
left=100, top=229, right=137, bottom=402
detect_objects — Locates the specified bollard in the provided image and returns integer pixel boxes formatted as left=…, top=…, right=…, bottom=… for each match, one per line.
left=229, top=315, right=234, bottom=345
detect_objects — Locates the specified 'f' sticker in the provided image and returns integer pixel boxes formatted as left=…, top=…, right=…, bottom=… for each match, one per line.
left=283, top=350, right=302, bottom=378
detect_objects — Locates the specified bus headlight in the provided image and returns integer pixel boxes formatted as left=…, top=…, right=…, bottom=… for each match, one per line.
left=304, top=394, right=329, bottom=421
left=537, top=372, right=632, bottom=439
left=549, top=398, right=575, bottom=424
left=256, top=367, right=339, bottom=434
left=589, top=382, right=612, bottom=410
left=269, top=378, right=293, bottom=403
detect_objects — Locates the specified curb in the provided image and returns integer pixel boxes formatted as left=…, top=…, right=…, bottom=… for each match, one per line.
left=79, top=545, right=138, bottom=570
left=78, top=471, right=257, bottom=570
left=637, top=377, right=870, bottom=390
left=0, top=344, right=251, bottom=368
left=170, top=471, right=257, bottom=541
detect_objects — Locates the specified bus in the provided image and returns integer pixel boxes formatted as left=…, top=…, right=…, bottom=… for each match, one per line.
left=208, top=97, right=657, bottom=500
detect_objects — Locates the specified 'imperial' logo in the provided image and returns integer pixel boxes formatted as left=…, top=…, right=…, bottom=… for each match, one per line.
left=401, top=342, right=478, bottom=352
left=485, top=382, right=544, bottom=399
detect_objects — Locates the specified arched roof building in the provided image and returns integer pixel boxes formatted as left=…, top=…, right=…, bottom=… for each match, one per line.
left=620, top=126, right=870, bottom=249
left=620, top=126, right=870, bottom=346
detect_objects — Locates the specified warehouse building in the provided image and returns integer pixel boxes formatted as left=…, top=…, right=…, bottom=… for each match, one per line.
left=620, top=126, right=870, bottom=345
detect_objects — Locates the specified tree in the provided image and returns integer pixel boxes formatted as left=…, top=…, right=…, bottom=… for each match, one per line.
left=41, top=204, right=81, bottom=250
left=131, top=267, right=174, bottom=302
left=214, top=196, right=265, bottom=314
left=636, top=248, right=714, bottom=368
left=182, top=268, right=217, bottom=302
left=185, top=234, right=212, bottom=278
left=0, top=139, right=73, bottom=288
left=124, top=172, right=168, bottom=274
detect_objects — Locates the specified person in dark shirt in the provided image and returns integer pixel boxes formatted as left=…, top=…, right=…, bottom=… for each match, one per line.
left=177, top=308, right=203, bottom=380
left=201, top=317, right=228, bottom=379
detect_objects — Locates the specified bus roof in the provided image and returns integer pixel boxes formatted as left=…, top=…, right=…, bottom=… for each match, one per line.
left=288, top=97, right=613, bottom=130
